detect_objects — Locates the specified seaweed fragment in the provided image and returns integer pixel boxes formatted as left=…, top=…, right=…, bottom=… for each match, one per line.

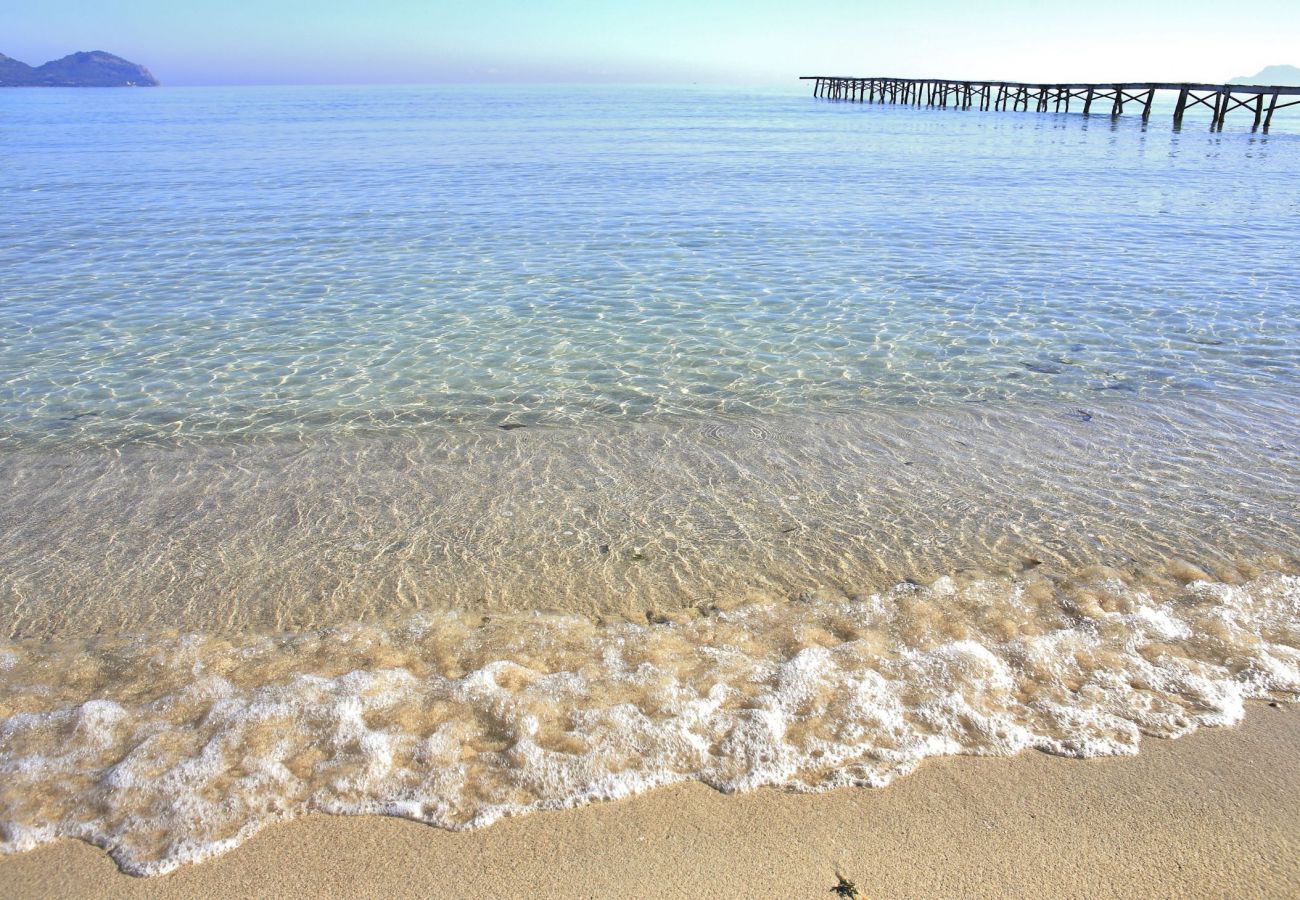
left=832, top=875, right=863, bottom=899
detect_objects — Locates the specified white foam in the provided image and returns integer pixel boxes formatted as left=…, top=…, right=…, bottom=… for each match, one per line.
left=0, top=571, right=1297, bottom=875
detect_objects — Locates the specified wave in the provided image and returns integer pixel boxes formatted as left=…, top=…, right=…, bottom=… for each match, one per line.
left=2, top=566, right=1297, bottom=875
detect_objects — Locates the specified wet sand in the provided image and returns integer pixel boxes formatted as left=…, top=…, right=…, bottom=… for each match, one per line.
left=2, top=704, right=1295, bottom=899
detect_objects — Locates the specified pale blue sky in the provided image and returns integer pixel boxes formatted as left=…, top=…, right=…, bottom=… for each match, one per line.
left=3, top=0, right=1297, bottom=86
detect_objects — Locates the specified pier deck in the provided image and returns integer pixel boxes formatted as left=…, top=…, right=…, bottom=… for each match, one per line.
left=800, top=76, right=1300, bottom=130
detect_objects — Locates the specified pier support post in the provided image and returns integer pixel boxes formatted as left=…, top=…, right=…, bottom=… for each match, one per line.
left=1252, top=93, right=1264, bottom=129
left=1083, top=87, right=1094, bottom=115
left=1264, top=91, right=1280, bottom=130
left=1173, top=87, right=1188, bottom=124
left=1142, top=88, right=1156, bottom=120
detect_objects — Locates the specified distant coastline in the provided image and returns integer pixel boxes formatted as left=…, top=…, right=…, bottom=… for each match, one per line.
left=0, top=51, right=158, bottom=87
left=1229, top=64, right=1300, bottom=87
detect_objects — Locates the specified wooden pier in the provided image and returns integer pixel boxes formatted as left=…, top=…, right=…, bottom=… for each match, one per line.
left=800, top=76, right=1300, bottom=131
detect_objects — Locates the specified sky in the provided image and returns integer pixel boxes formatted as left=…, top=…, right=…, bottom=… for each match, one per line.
left=3, top=0, right=1298, bottom=86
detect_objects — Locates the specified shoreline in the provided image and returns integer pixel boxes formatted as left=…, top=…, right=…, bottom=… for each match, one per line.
left=3, top=703, right=1295, bottom=899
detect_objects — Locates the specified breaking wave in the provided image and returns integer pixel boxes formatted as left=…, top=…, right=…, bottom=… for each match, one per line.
left=2, top=566, right=1296, bottom=875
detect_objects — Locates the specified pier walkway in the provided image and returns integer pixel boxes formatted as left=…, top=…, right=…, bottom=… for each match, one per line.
left=800, top=76, right=1300, bottom=130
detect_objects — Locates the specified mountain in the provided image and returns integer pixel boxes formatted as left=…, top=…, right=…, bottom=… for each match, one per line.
left=0, top=53, right=36, bottom=84
left=0, top=51, right=158, bottom=87
left=1228, top=65, right=1300, bottom=87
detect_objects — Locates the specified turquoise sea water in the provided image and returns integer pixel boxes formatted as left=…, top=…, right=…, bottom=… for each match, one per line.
left=3, top=86, right=1297, bottom=446
left=1, top=86, right=1298, bottom=875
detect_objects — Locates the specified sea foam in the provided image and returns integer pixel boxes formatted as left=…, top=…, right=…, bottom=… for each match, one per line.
left=1, top=569, right=1296, bottom=875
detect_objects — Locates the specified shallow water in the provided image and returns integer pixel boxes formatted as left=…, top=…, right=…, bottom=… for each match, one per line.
left=0, top=85, right=1298, bottom=874
left=3, top=86, right=1298, bottom=446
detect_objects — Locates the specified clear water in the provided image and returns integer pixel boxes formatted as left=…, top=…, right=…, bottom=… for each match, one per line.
left=3, top=86, right=1297, bottom=446
left=0, top=86, right=1298, bottom=875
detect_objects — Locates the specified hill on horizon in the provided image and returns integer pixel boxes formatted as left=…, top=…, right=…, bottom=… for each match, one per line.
left=0, top=51, right=158, bottom=87
left=1229, top=64, right=1300, bottom=87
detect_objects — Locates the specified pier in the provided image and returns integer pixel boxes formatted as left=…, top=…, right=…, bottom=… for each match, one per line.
left=800, top=76, right=1300, bottom=131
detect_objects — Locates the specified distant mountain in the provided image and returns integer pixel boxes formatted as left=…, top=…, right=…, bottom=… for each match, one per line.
left=0, top=51, right=158, bottom=87
left=0, top=53, right=36, bottom=83
left=1228, top=65, right=1300, bottom=87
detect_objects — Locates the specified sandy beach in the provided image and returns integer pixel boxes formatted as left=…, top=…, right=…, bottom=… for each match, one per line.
left=1, top=703, right=1294, bottom=899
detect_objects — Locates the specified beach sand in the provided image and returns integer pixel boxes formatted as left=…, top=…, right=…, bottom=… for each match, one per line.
left=1, top=704, right=1295, bottom=899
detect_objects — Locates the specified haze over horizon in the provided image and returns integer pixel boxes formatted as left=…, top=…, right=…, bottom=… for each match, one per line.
left=2, top=1, right=1298, bottom=87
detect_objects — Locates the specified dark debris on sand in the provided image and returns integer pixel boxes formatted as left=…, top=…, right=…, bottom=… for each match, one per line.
left=832, top=874, right=864, bottom=899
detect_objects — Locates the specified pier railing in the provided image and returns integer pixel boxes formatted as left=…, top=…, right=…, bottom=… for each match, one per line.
left=800, top=76, right=1300, bottom=130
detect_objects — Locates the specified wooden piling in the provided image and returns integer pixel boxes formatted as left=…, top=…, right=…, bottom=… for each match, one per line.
left=1264, top=91, right=1280, bottom=129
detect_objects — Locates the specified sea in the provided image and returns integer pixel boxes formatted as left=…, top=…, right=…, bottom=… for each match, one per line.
left=1, top=84, right=1298, bottom=875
